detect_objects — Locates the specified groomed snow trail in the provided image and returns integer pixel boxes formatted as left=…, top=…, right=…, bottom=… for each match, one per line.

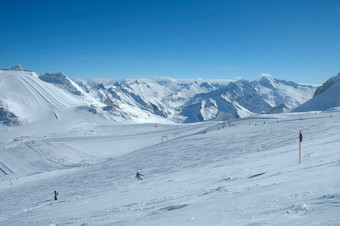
left=0, top=110, right=340, bottom=225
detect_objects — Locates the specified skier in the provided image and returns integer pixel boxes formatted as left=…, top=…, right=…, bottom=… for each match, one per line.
left=136, top=172, right=144, bottom=181
left=54, top=191, right=58, bottom=200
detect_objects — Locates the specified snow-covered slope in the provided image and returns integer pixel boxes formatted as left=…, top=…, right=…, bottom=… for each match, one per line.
left=0, top=68, right=94, bottom=124
left=0, top=108, right=339, bottom=225
left=0, top=68, right=171, bottom=125
left=294, top=73, right=340, bottom=112
left=76, top=75, right=315, bottom=123
left=0, top=66, right=316, bottom=124
left=313, top=73, right=340, bottom=97
left=75, top=78, right=223, bottom=123
left=180, top=75, right=315, bottom=122
left=39, top=72, right=84, bottom=96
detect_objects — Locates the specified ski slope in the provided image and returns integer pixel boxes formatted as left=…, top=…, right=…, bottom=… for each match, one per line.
left=0, top=109, right=340, bottom=225
left=0, top=69, right=97, bottom=124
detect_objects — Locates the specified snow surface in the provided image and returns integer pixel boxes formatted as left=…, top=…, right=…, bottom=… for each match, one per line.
left=1, top=68, right=316, bottom=125
left=1, top=108, right=340, bottom=225
left=313, top=73, right=340, bottom=98
left=75, top=74, right=316, bottom=123
left=179, top=75, right=315, bottom=122
left=294, top=75, right=340, bottom=112
left=0, top=69, right=98, bottom=123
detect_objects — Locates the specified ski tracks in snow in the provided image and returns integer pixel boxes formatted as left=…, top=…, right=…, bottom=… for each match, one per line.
left=16, top=76, right=58, bottom=109
left=0, top=161, right=14, bottom=176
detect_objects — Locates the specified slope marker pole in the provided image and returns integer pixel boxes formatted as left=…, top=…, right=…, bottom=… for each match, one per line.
left=299, top=130, right=302, bottom=164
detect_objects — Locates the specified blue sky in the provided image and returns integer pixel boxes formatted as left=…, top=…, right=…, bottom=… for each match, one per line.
left=1, top=0, right=339, bottom=84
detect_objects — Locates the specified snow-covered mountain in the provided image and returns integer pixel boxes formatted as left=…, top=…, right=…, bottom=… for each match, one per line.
left=74, top=78, right=226, bottom=123
left=1, top=66, right=339, bottom=225
left=294, top=73, right=340, bottom=112
left=0, top=66, right=171, bottom=125
left=75, top=74, right=316, bottom=123
left=0, top=66, right=316, bottom=125
left=0, top=66, right=101, bottom=125
left=39, top=72, right=83, bottom=96
left=179, top=75, right=315, bottom=122
left=313, top=73, right=340, bottom=98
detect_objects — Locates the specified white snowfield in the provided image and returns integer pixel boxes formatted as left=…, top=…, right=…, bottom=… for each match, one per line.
left=0, top=108, right=340, bottom=225
left=294, top=82, right=340, bottom=112
left=0, top=69, right=100, bottom=123
left=0, top=67, right=316, bottom=125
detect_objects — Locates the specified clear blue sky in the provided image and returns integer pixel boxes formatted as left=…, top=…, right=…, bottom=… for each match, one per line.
left=1, top=0, right=339, bottom=84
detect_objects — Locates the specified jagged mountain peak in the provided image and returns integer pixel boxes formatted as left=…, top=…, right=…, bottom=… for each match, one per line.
left=200, top=81, right=214, bottom=89
left=10, top=64, right=24, bottom=71
left=258, top=74, right=277, bottom=88
left=98, top=75, right=314, bottom=122
left=42, top=72, right=67, bottom=81
left=179, top=76, right=315, bottom=122
left=313, top=73, right=340, bottom=97
left=0, top=67, right=318, bottom=125
left=39, top=72, right=83, bottom=95
left=293, top=73, right=340, bottom=112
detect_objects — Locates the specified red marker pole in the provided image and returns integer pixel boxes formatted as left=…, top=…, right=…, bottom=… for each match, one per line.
left=299, top=130, right=302, bottom=164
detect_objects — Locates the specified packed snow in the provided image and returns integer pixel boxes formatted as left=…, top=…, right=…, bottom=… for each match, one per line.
left=1, top=107, right=340, bottom=225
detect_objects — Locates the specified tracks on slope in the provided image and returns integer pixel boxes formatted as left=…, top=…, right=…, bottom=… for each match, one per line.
left=16, top=76, right=57, bottom=109
left=0, top=161, right=14, bottom=176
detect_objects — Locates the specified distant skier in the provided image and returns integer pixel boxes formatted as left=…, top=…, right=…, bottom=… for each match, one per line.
left=136, top=172, right=144, bottom=181
left=54, top=191, right=58, bottom=200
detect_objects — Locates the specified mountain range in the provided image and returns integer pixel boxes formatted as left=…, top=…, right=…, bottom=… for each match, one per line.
left=1, top=65, right=333, bottom=125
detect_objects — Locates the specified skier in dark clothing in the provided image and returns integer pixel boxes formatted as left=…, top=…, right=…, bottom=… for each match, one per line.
left=136, top=172, right=144, bottom=181
left=54, top=191, right=58, bottom=200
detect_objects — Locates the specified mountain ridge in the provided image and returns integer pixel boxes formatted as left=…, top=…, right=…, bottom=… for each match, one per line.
left=0, top=66, right=317, bottom=125
left=293, top=73, right=340, bottom=112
